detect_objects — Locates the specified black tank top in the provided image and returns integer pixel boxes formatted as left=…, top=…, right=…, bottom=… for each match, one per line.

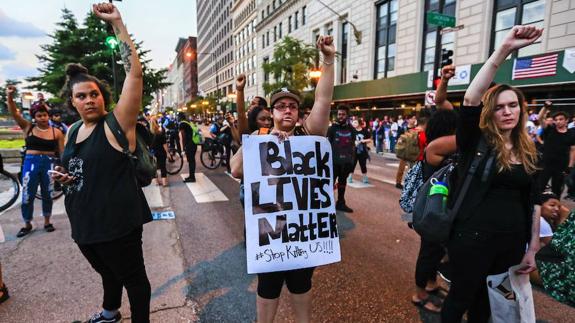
left=25, top=126, right=58, bottom=152
left=62, top=117, right=152, bottom=244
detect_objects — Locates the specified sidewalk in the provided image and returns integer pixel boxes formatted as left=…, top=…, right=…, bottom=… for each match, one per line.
left=0, top=185, right=197, bottom=322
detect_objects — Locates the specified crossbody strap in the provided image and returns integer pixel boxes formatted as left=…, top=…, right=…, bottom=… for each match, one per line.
left=104, top=113, right=131, bottom=155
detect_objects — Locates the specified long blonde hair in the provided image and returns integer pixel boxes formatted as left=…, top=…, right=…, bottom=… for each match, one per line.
left=479, top=84, right=538, bottom=174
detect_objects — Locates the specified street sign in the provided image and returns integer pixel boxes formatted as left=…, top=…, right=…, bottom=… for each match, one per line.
left=427, top=11, right=456, bottom=28
left=440, top=24, right=465, bottom=35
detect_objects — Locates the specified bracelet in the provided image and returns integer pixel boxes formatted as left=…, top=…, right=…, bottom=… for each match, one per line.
left=322, top=59, right=335, bottom=66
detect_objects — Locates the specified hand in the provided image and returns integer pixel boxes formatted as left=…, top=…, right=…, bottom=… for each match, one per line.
left=5, top=85, right=16, bottom=99
left=515, top=250, right=537, bottom=274
left=92, top=2, right=122, bottom=23
left=441, top=65, right=456, bottom=81
left=52, top=166, right=75, bottom=185
left=501, top=25, right=543, bottom=52
left=270, top=129, right=289, bottom=142
left=236, top=74, right=246, bottom=91
left=544, top=100, right=553, bottom=108
left=317, top=35, right=335, bottom=58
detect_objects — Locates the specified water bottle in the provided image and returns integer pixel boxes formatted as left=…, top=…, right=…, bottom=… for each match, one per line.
left=428, top=180, right=449, bottom=212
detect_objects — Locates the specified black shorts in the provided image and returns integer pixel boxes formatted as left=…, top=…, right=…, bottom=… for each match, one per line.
left=257, top=267, right=315, bottom=299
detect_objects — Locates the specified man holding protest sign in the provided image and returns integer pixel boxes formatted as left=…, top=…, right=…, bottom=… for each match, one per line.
left=231, top=35, right=336, bottom=323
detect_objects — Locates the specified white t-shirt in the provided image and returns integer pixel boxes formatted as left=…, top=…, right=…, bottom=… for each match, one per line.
left=539, top=217, right=553, bottom=238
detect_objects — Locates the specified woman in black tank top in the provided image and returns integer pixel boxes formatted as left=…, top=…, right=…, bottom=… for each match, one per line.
left=52, top=4, right=151, bottom=323
left=5, top=86, right=64, bottom=237
left=230, top=35, right=336, bottom=323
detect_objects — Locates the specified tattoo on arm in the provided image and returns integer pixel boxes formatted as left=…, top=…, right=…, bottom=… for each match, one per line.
left=119, top=41, right=132, bottom=74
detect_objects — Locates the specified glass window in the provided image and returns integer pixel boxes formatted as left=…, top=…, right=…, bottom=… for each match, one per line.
left=421, top=0, right=457, bottom=72
left=295, top=11, right=299, bottom=29
left=374, top=0, right=398, bottom=79
left=288, top=16, right=292, bottom=33
left=279, top=22, right=283, bottom=38
left=340, top=22, right=349, bottom=84
left=302, top=6, right=307, bottom=25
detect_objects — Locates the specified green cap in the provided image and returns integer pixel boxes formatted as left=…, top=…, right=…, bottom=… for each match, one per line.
left=429, top=184, right=448, bottom=196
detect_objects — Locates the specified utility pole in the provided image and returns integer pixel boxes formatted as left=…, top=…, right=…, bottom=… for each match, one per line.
left=432, top=0, right=445, bottom=90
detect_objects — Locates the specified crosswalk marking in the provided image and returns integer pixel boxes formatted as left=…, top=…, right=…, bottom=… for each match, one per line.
left=181, top=173, right=229, bottom=203
left=143, top=184, right=166, bottom=208
left=347, top=181, right=374, bottom=189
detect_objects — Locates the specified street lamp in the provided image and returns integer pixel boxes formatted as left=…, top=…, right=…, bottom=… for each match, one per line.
left=309, top=69, right=322, bottom=79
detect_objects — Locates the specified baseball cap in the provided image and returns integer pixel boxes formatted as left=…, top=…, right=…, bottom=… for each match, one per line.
left=270, top=87, right=301, bottom=107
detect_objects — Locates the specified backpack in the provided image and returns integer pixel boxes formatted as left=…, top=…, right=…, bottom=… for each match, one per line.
left=412, top=137, right=493, bottom=242
left=69, top=114, right=157, bottom=187
left=399, top=161, right=424, bottom=213
left=182, top=121, right=203, bottom=145
left=395, top=130, right=421, bottom=162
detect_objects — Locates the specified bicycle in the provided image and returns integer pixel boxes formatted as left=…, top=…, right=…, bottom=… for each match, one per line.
left=0, top=154, right=21, bottom=212
left=165, top=130, right=184, bottom=175
left=200, top=137, right=225, bottom=170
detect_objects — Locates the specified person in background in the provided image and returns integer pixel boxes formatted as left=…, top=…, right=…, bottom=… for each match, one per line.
left=210, top=115, right=232, bottom=173
left=568, top=115, right=575, bottom=129
left=394, top=114, right=418, bottom=189
left=389, top=117, right=398, bottom=153
left=350, top=118, right=372, bottom=184
left=49, top=109, right=69, bottom=135
left=0, top=262, right=8, bottom=304
left=150, top=116, right=169, bottom=187
left=179, top=112, right=199, bottom=183
left=328, top=104, right=356, bottom=213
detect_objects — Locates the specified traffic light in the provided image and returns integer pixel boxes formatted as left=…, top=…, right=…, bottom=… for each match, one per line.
left=105, top=36, right=118, bottom=50
left=441, top=49, right=453, bottom=67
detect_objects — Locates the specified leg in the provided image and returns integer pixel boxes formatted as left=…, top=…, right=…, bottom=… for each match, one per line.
left=396, top=159, right=407, bottom=187
left=359, top=154, right=368, bottom=174
left=286, top=267, right=315, bottom=323
left=257, top=272, right=285, bottom=323
left=39, top=157, right=53, bottom=226
left=538, top=165, right=553, bottom=193
left=188, top=145, right=197, bottom=179
left=413, top=238, right=445, bottom=312
left=79, top=244, right=123, bottom=313
left=224, top=143, right=231, bottom=173
left=551, top=169, right=565, bottom=198
left=94, top=228, right=151, bottom=323
left=20, top=156, right=40, bottom=228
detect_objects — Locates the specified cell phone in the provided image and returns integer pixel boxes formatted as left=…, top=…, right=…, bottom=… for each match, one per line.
left=47, top=170, right=67, bottom=177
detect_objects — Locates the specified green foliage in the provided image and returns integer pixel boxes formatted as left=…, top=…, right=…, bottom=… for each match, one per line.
left=262, top=36, right=319, bottom=95
left=0, top=80, right=22, bottom=115
left=26, top=8, right=169, bottom=109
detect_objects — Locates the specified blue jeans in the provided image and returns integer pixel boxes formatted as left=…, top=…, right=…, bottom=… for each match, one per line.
left=21, top=154, right=54, bottom=223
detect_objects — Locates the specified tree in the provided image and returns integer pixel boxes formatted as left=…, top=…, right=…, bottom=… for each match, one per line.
left=27, top=8, right=169, bottom=109
left=262, top=36, right=320, bottom=95
left=0, top=80, right=22, bottom=115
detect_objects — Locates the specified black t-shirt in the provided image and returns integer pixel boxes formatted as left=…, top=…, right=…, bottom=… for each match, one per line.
left=327, top=122, right=356, bottom=165
left=355, top=128, right=370, bottom=156
left=542, top=125, right=575, bottom=169
left=151, top=131, right=166, bottom=154
left=178, top=122, right=194, bottom=149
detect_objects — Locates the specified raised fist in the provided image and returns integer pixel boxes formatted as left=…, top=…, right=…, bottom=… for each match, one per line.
left=92, top=2, right=122, bottom=23
left=236, top=74, right=246, bottom=91
left=5, top=85, right=16, bottom=98
left=501, top=25, right=543, bottom=51
left=317, top=35, right=336, bottom=58
left=441, top=65, right=456, bottom=80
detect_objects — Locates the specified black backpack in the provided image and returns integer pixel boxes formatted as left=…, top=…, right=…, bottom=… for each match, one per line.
left=412, top=137, right=494, bottom=242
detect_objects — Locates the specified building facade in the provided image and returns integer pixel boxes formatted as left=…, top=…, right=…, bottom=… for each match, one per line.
left=176, top=37, right=199, bottom=104
left=249, top=0, right=574, bottom=112
left=196, top=0, right=235, bottom=109
left=232, top=0, right=259, bottom=100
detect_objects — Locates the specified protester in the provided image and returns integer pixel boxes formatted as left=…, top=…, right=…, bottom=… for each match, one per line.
left=434, top=65, right=456, bottom=110
left=0, top=262, right=8, bottom=304
left=349, top=119, right=371, bottom=184
left=53, top=3, right=152, bottom=322
left=179, top=112, right=199, bottom=183
left=210, top=115, right=232, bottom=173
left=150, top=116, right=169, bottom=187
left=5, top=85, right=65, bottom=238
left=49, top=109, right=69, bottom=135
left=328, top=105, right=356, bottom=212
left=231, top=34, right=335, bottom=323
left=441, top=25, right=542, bottom=323
left=537, top=101, right=575, bottom=198
left=411, top=109, right=458, bottom=313
left=395, top=114, right=426, bottom=189
left=535, top=192, right=575, bottom=307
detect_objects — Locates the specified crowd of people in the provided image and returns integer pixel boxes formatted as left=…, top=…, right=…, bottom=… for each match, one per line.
left=0, top=3, right=574, bottom=322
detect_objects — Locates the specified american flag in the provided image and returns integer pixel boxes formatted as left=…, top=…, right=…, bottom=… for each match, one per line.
left=512, top=53, right=559, bottom=80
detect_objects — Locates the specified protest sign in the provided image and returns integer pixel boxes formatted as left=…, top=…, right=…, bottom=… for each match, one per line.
left=242, top=135, right=341, bottom=274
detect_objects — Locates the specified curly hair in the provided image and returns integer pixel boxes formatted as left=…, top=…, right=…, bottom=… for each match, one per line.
left=425, top=109, right=458, bottom=143
left=248, top=106, right=270, bottom=132
left=60, top=63, right=113, bottom=112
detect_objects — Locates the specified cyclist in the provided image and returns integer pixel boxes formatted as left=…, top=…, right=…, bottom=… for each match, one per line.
left=5, top=85, right=64, bottom=238
left=210, top=115, right=232, bottom=173
left=178, top=112, right=199, bottom=182
left=163, top=113, right=180, bottom=152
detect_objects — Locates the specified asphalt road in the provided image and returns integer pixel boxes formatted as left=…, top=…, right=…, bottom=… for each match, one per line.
left=0, top=151, right=574, bottom=322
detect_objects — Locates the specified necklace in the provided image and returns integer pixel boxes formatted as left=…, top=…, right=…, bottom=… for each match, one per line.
left=35, top=126, right=50, bottom=132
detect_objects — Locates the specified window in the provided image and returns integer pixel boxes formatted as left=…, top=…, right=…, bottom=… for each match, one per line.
left=263, top=57, right=270, bottom=82
left=288, top=16, right=292, bottom=33
left=266, top=31, right=270, bottom=46
left=274, top=26, right=277, bottom=42
left=492, top=0, right=545, bottom=57
left=340, top=22, right=349, bottom=83
left=279, top=22, right=283, bottom=38
left=302, top=6, right=307, bottom=25
left=262, top=34, right=265, bottom=48
left=267, top=5, right=270, bottom=16
left=295, top=11, right=299, bottom=29
left=375, top=0, right=398, bottom=78
left=421, top=0, right=456, bottom=72
left=273, top=0, right=276, bottom=10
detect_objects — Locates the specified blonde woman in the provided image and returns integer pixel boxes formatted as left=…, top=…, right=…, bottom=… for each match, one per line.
left=441, top=25, right=542, bottom=323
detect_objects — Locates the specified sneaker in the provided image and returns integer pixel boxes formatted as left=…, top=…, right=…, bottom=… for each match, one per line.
left=336, top=202, right=354, bottom=213
left=347, top=175, right=353, bottom=184
left=395, top=183, right=403, bottom=189
left=16, top=226, right=33, bottom=238
left=183, top=177, right=196, bottom=183
left=362, top=175, right=369, bottom=184
left=86, top=311, right=122, bottom=323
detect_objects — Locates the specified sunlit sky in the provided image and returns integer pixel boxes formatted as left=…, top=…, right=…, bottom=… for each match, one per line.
left=0, top=0, right=198, bottom=86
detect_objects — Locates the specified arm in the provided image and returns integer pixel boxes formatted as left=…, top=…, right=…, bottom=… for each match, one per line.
left=517, top=205, right=541, bottom=274
left=235, top=74, right=249, bottom=136
left=435, top=65, right=455, bottom=110
left=464, top=26, right=542, bottom=107
left=93, top=3, right=142, bottom=136
left=56, top=128, right=65, bottom=155
left=570, top=146, right=575, bottom=168
left=537, top=101, right=552, bottom=128
left=231, top=146, right=243, bottom=178
left=5, top=86, right=31, bottom=131
left=304, top=35, right=336, bottom=136
left=425, top=135, right=457, bottom=167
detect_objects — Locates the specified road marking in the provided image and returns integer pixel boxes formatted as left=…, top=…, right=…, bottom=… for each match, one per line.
left=181, top=173, right=229, bottom=203
left=347, top=181, right=374, bottom=189
left=143, top=184, right=166, bottom=208
left=386, top=163, right=400, bottom=168
left=0, top=224, right=5, bottom=243
left=366, top=164, right=384, bottom=170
